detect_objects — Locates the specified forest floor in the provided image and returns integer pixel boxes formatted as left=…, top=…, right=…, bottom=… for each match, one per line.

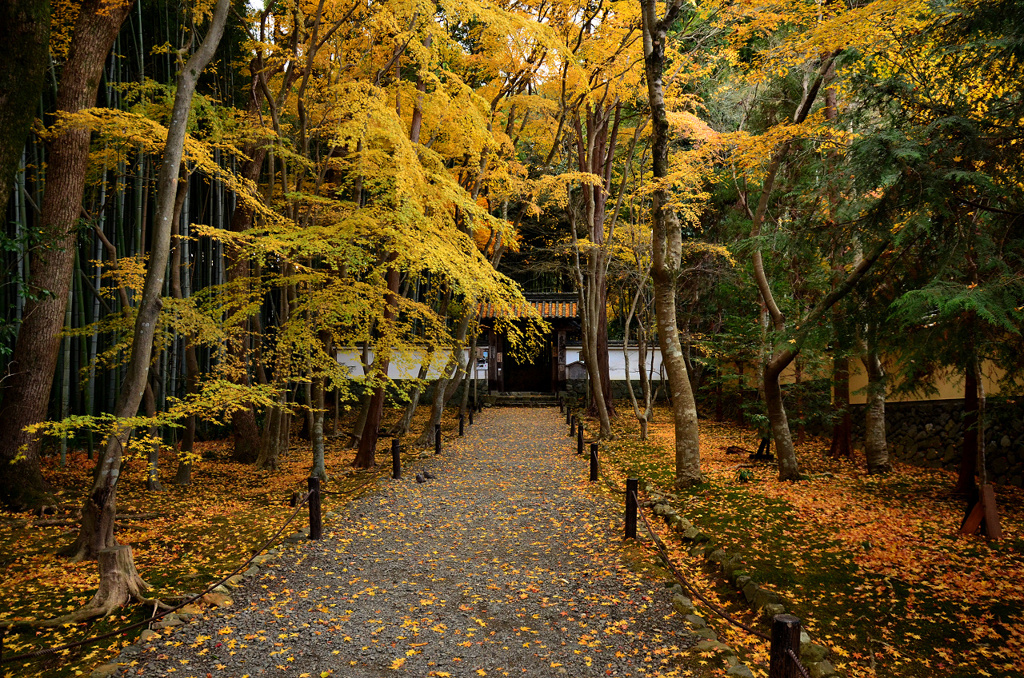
left=598, top=405, right=1024, bottom=678
left=2, top=407, right=703, bottom=678
left=0, top=406, right=463, bottom=677
left=101, top=407, right=702, bottom=678
left=2, top=404, right=1022, bottom=678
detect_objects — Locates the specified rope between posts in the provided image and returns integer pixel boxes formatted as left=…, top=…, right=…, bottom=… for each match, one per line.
left=630, top=490, right=771, bottom=643
left=787, top=647, right=812, bottom=678
left=0, top=491, right=314, bottom=665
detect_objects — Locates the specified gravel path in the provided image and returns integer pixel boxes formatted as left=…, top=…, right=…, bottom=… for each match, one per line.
left=118, top=408, right=699, bottom=677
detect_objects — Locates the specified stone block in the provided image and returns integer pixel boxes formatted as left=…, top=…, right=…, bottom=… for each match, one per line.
left=800, top=642, right=830, bottom=664
left=752, top=587, right=779, bottom=609
left=90, top=663, right=120, bottom=678
left=153, top=614, right=182, bottom=630
left=692, top=627, right=717, bottom=640
left=810, top=659, right=837, bottom=678
left=721, top=556, right=743, bottom=578
left=742, top=581, right=758, bottom=604
left=672, top=594, right=695, bottom=616
left=684, top=614, right=707, bottom=628
left=726, top=664, right=755, bottom=678
left=202, top=592, right=233, bottom=607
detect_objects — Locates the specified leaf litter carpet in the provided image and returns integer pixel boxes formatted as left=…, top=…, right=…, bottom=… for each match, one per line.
left=119, top=408, right=700, bottom=677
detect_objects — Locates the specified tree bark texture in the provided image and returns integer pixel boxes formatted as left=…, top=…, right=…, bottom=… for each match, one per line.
left=354, top=265, right=400, bottom=467
left=311, top=376, right=327, bottom=480
left=744, top=52, right=841, bottom=481
left=862, top=346, right=891, bottom=474
left=169, top=178, right=198, bottom=486
left=0, top=0, right=49, bottom=223
left=641, top=0, right=702, bottom=487
left=0, top=0, right=133, bottom=512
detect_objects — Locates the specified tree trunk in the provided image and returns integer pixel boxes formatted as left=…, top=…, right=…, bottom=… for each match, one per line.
left=231, top=409, right=261, bottom=463
left=257, top=399, right=284, bottom=471
left=0, top=0, right=133, bottom=512
left=173, top=342, right=199, bottom=485
left=829, top=355, right=853, bottom=458
left=144, top=381, right=164, bottom=491
left=43, top=545, right=150, bottom=624
left=416, top=312, right=471, bottom=447
left=168, top=177, right=197, bottom=486
left=346, top=390, right=373, bottom=448
left=641, top=0, right=701, bottom=487
left=0, top=0, right=49, bottom=230
left=66, top=0, right=230, bottom=574
left=862, top=349, right=891, bottom=474
left=955, top=365, right=979, bottom=494
left=460, top=332, right=477, bottom=416
left=763, top=361, right=800, bottom=480
left=311, top=376, right=327, bottom=481
left=354, top=265, right=401, bottom=467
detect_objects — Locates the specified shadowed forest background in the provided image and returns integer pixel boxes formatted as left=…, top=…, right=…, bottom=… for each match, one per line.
left=0, top=0, right=1022, bottom=676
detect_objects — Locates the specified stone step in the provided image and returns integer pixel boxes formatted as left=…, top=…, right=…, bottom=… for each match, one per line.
left=484, top=392, right=559, bottom=407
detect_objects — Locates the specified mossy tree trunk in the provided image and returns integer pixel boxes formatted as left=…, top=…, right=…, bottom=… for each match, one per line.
left=0, top=0, right=131, bottom=512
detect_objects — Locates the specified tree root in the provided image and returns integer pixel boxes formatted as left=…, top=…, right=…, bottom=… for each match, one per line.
left=39, top=544, right=150, bottom=626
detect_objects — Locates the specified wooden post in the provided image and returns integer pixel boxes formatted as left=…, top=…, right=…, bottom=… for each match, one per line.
left=769, top=614, right=801, bottom=678
left=625, top=477, right=638, bottom=539
left=307, top=477, right=322, bottom=540
left=391, top=439, right=401, bottom=480
left=566, top=408, right=571, bottom=426
left=434, top=423, right=441, bottom=455
left=469, top=409, right=474, bottom=425
left=590, top=443, right=599, bottom=481
left=577, top=423, right=584, bottom=455
left=570, top=414, right=576, bottom=436
left=459, top=414, right=465, bottom=437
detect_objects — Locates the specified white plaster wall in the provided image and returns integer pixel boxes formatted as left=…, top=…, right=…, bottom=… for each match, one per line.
left=337, top=345, right=664, bottom=382
left=565, top=345, right=665, bottom=381
left=336, top=348, right=488, bottom=381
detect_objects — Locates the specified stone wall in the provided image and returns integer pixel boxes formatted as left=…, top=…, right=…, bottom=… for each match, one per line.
left=852, top=398, right=1024, bottom=487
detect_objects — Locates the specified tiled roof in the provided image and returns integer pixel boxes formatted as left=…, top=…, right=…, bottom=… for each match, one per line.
left=478, top=300, right=577, bottom=319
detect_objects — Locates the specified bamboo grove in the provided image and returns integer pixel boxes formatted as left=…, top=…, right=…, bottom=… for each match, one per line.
left=2, top=0, right=1023, bottom=619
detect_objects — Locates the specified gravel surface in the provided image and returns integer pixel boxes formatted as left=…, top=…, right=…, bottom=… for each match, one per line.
left=116, top=408, right=699, bottom=677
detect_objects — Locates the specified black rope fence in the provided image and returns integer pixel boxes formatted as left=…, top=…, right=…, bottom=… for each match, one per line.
left=788, top=647, right=813, bottom=678
left=630, top=489, right=771, bottom=642
left=628, top=486, right=812, bottom=678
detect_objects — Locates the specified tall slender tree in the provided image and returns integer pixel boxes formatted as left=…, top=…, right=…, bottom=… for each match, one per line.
left=63, top=0, right=231, bottom=621
left=640, top=0, right=702, bottom=487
